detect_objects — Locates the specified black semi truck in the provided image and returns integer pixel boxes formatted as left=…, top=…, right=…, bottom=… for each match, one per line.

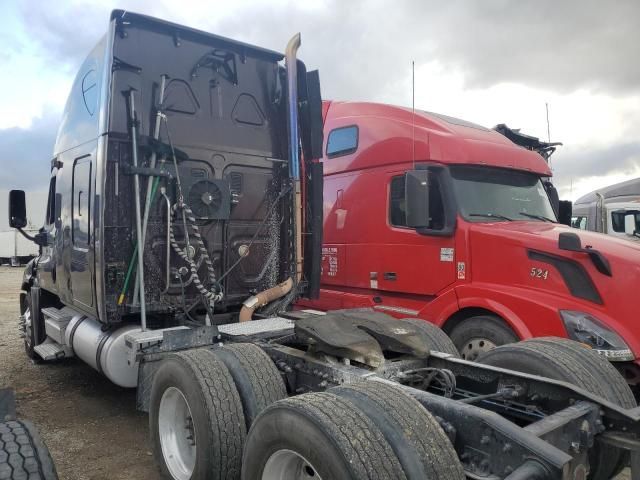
left=7, top=10, right=640, bottom=480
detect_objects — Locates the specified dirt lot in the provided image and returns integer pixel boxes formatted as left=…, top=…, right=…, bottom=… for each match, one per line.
left=0, top=267, right=159, bottom=480
left=0, top=265, right=632, bottom=479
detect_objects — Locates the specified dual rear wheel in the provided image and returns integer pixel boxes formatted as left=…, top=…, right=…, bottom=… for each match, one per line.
left=149, top=334, right=634, bottom=480
left=149, top=341, right=463, bottom=480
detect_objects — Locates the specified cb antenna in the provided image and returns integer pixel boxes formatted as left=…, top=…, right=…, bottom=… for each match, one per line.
left=545, top=102, right=552, bottom=167
left=412, top=60, right=415, bottom=168
left=545, top=102, right=551, bottom=143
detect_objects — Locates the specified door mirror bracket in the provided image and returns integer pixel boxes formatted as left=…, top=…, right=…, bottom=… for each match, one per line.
left=404, top=170, right=430, bottom=229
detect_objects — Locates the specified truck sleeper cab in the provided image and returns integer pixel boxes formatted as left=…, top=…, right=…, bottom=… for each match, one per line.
left=572, top=176, right=640, bottom=243
left=301, top=100, right=640, bottom=391
left=8, top=11, right=640, bottom=480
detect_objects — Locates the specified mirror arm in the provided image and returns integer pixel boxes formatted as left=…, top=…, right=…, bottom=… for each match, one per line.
left=17, top=228, right=47, bottom=247
left=17, top=228, right=36, bottom=242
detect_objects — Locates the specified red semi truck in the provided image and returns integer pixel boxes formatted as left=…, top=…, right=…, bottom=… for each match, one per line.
left=301, top=100, right=640, bottom=390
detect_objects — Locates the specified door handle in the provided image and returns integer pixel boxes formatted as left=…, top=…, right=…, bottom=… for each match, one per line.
left=383, top=272, right=397, bottom=281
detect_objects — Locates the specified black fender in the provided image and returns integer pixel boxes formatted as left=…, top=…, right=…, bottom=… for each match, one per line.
left=20, top=257, right=39, bottom=292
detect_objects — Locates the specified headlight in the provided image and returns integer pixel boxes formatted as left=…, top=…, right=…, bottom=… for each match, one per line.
left=560, top=310, right=634, bottom=361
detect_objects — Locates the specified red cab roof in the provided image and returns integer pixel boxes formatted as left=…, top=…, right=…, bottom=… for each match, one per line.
left=322, top=101, right=552, bottom=177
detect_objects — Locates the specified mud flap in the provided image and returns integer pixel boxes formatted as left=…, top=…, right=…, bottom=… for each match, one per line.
left=632, top=452, right=640, bottom=480
left=0, top=387, right=16, bottom=421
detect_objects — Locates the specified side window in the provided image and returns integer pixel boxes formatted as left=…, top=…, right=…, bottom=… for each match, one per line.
left=389, top=176, right=407, bottom=226
left=326, top=125, right=358, bottom=158
left=45, top=176, right=57, bottom=225
left=571, top=216, right=588, bottom=230
left=611, top=212, right=625, bottom=233
left=72, top=157, right=92, bottom=246
left=389, top=173, right=445, bottom=230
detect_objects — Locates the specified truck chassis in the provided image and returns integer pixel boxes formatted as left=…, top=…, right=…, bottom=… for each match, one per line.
left=129, top=310, right=640, bottom=480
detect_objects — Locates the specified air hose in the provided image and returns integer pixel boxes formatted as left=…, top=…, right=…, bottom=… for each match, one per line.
left=168, top=202, right=223, bottom=303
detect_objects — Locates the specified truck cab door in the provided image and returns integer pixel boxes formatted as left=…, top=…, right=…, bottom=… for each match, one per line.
left=376, top=168, right=457, bottom=295
left=68, top=154, right=94, bottom=309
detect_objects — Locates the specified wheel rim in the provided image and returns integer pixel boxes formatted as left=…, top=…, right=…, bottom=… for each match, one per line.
left=23, top=306, right=33, bottom=348
left=262, top=449, right=322, bottom=480
left=159, top=387, right=197, bottom=480
left=460, top=338, right=496, bottom=361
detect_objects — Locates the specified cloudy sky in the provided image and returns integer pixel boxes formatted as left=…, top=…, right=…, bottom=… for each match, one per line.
left=1, top=0, right=639, bottom=228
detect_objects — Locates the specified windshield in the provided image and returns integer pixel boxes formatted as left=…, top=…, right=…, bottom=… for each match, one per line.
left=450, top=165, right=557, bottom=223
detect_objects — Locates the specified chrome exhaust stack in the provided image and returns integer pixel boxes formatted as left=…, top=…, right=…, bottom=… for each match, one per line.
left=285, top=33, right=304, bottom=282
left=238, top=33, right=303, bottom=322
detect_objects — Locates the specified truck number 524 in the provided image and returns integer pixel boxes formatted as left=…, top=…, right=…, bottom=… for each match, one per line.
left=530, top=267, right=549, bottom=280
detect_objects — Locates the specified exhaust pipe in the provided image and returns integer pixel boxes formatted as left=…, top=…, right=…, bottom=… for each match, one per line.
left=239, top=278, right=293, bottom=322
left=285, top=33, right=304, bottom=282
left=238, top=34, right=301, bottom=323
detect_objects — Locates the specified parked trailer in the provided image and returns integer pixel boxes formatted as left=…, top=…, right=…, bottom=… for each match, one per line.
left=299, top=100, right=640, bottom=393
left=0, top=229, right=39, bottom=266
left=8, top=10, right=640, bottom=480
left=572, top=177, right=640, bottom=242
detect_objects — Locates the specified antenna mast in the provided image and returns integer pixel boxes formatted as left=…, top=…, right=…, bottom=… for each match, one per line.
left=545, top=102, right=551, bottom=143
left=412, top=60, right=415, bottom=167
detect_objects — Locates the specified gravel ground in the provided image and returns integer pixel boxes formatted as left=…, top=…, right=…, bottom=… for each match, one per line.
left=0, top=266, right=159, bottom=480
left=0, top=265, right=632, bottom=479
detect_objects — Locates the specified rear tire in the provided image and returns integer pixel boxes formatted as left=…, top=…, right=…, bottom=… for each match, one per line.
left=398, top=318, right=460, bottom=357
left=449, top=315, right=518, bottom=361
left=331, top=380, right=464, bottom=479
left=478, top=337, right=636, bottom=480
left=211, top=343, right=286, bottom=429
left=0, top=420, right=58, bottom=480
left=242, top=392, right=407, bottom=480
left=150, top=349, right=245, bottom=480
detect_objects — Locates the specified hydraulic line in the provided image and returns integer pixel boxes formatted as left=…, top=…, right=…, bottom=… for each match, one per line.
left=128, top=89, right=147, bottom=331
left=134, top=74, right=168, bottom=305
left=117, top=176, right=161, bottom=305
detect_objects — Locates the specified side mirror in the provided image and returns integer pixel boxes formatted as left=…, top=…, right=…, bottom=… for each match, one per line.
left=405, top=170, right=430, bottom=228
left=558, top=231, right=582, bottom=251
left=557, top=200, right=573, bottom=226
left=558, top=231, right=612, bottom=276
left=8, top=190, right=27, bottom=229
left=625, top=214, right=636, bottom=236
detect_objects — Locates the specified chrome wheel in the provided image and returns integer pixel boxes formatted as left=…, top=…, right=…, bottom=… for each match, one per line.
left=460, top=338, right=496, bottom=361
left=262, top=449, right=322, bottom=480
left=22, top=306, right=32, bottom=344
left=159, top=387, right=197, bottom=480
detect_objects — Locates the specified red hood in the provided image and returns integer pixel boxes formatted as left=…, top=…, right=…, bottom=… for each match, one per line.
left=468, top=220, right=640, bottom=356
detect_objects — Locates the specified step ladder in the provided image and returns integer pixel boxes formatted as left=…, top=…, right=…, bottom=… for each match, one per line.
left=33, top=307, right=77, bottom=361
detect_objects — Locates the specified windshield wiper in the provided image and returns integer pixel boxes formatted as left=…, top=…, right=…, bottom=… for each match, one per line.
left=469, top=213, right=513, bottom=222
left=519, top=212, right=555, bottom=222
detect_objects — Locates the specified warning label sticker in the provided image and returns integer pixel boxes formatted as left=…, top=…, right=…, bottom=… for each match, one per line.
left=322, top=246, right=339, bottom=277
left=457, top=261, right=466, bottom=279
left=440, top=247, right=454, bottom=262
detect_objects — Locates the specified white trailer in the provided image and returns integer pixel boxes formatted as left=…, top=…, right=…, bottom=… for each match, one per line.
left=0, top=229, right=39, bottom=266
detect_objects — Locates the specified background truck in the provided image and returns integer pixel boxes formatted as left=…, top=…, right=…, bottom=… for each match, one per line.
left=572, top=177, right=640, bottom=242
left=0, top=228, right=39, bottom=266
left=8, top=10, right=640, bottom=480
left=299, top=100, right=640, bottom=393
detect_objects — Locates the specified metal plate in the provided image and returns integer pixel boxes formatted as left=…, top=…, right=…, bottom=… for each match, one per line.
left=218, top=317, right=294, bottom=336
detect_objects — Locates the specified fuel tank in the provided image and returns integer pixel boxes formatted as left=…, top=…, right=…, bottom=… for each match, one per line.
left=65, top=315, right=141, bottom=388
